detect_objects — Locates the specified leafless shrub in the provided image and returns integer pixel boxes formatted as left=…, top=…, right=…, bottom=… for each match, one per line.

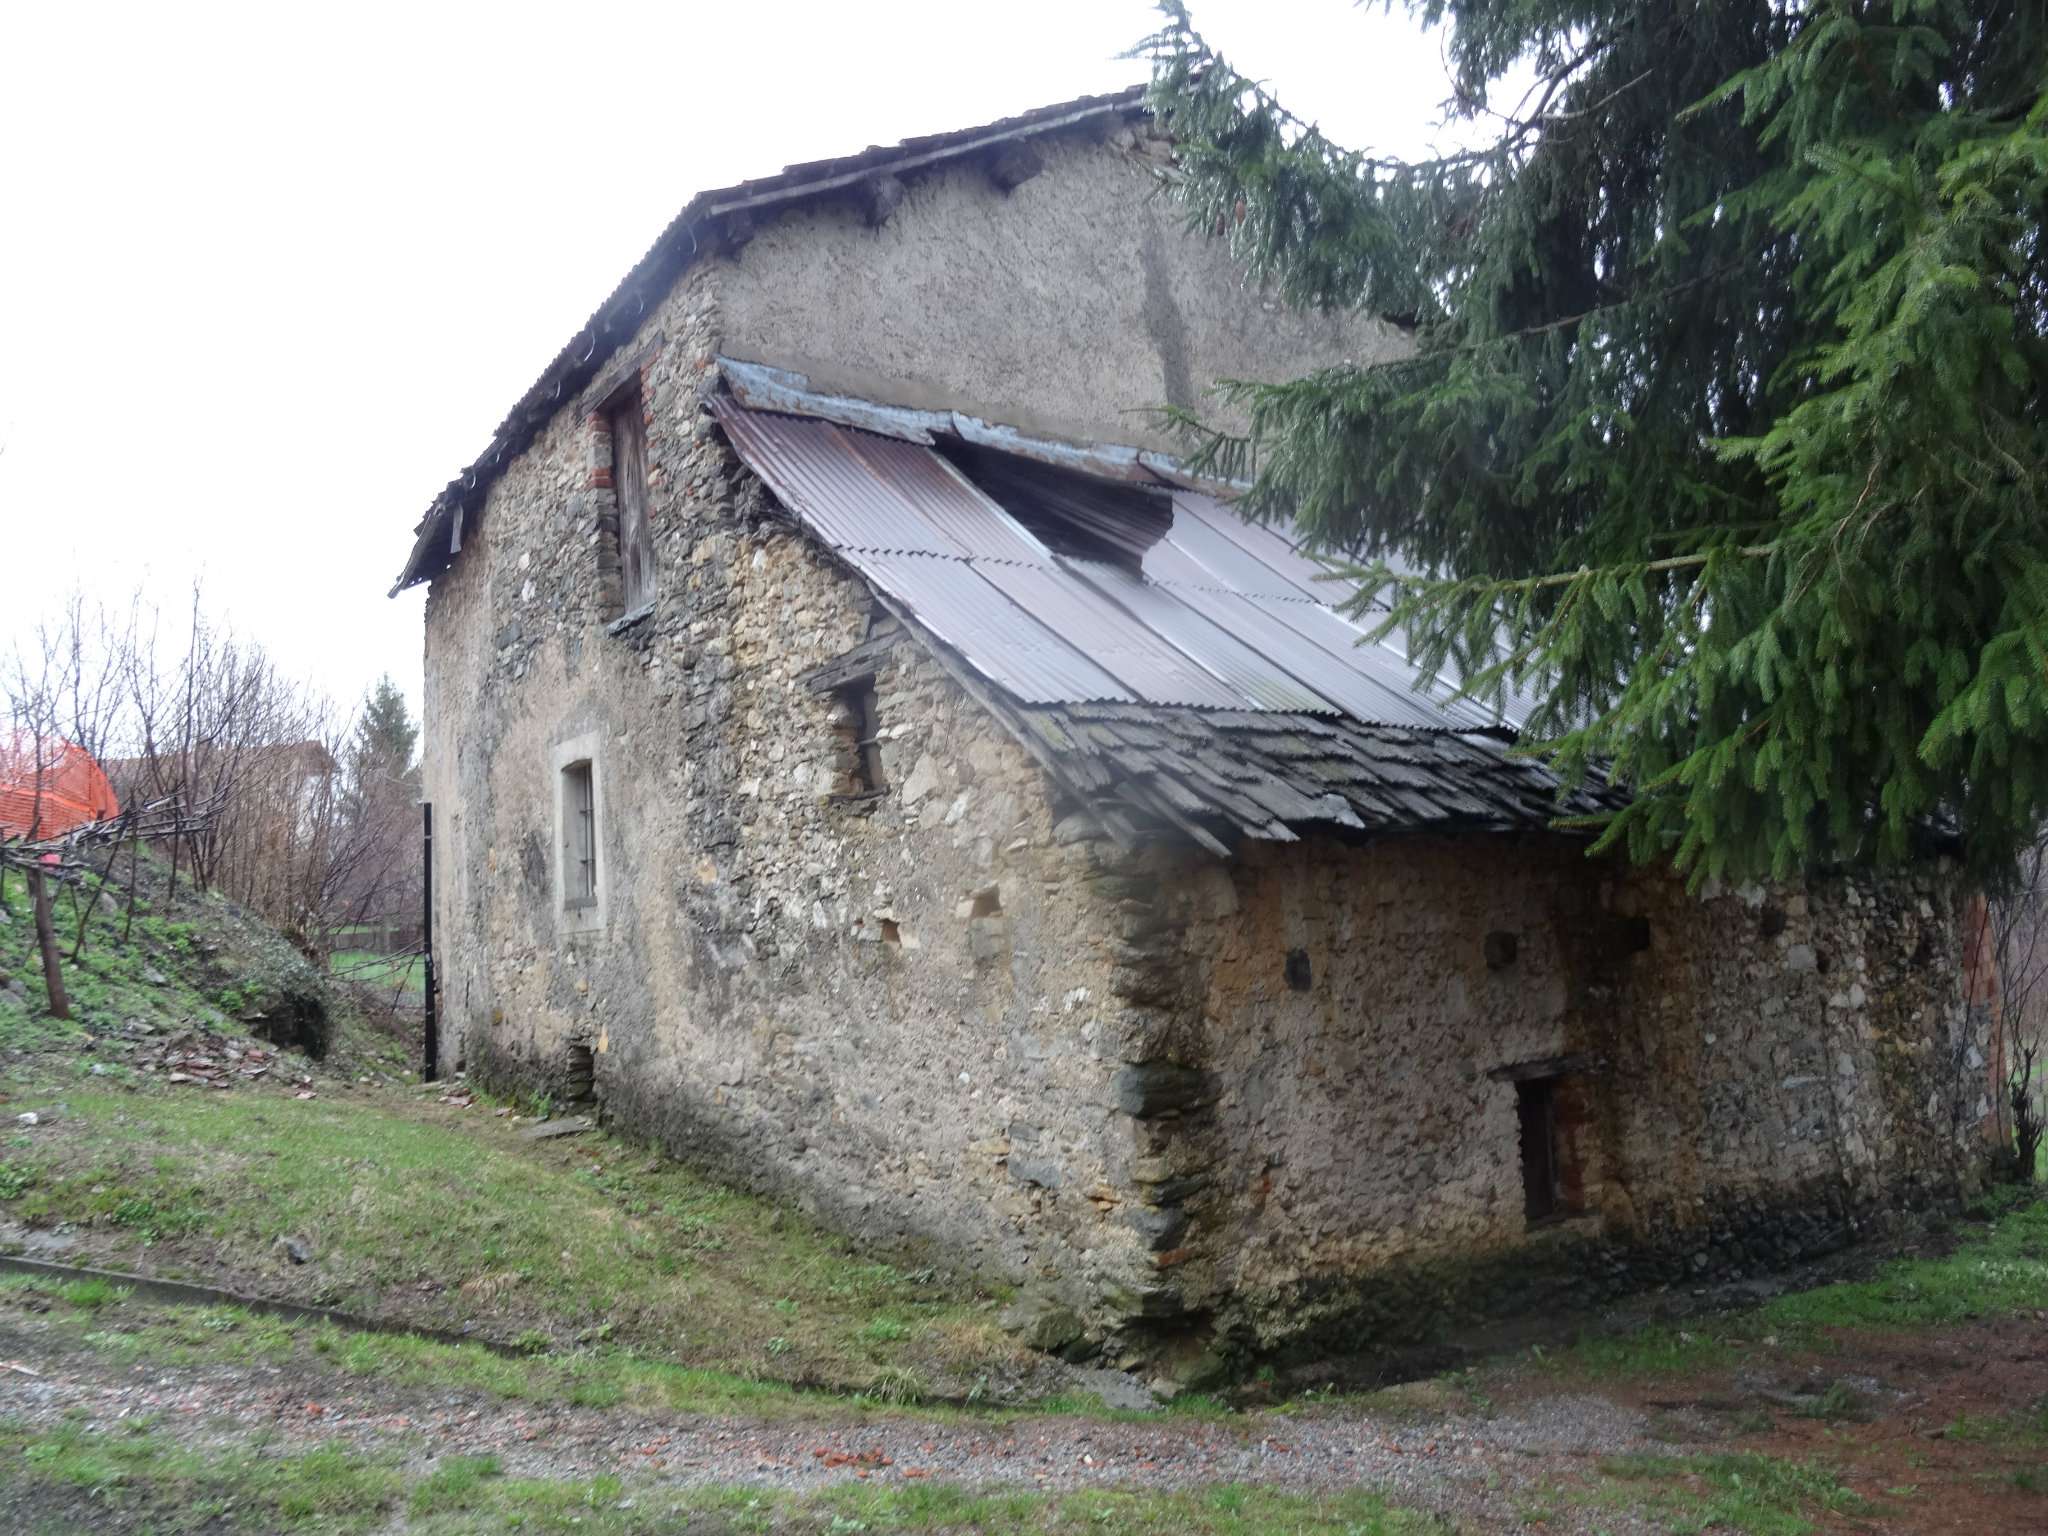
left=4, top=585, right=420, bottom=1011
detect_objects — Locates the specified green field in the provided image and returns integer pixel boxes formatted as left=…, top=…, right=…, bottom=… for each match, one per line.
left=328, top=948, right=424, bottom=997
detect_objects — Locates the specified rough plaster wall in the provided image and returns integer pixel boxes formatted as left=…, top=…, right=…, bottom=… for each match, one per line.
left=1109, top=837, right=1990, bottom=1352
left=420, top=256, right=1176, bottom=1308
left=718, top=126, right=1397, bottom=452
left=1602, top=867, right=1990, bottom=1216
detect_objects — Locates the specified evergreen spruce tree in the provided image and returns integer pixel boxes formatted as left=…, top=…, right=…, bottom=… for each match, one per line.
left=1141, top=1, right=2048, bottom=884
left=335, top=676, right=421, bottom=941
left=350, top=676, right=419, bottom=794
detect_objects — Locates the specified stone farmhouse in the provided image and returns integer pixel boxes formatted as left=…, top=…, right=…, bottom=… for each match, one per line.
left=395, top=88, right=1994, bottom=1368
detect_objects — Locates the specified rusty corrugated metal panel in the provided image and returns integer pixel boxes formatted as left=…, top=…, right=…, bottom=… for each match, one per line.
left=1063, top=561, right=1342, bottom=714
left=712, top=402, right=1046, bottom=563
left=844, top=552, right=1132, bottom=705
left=719, top=396, right=1515, bottom=731
left=974, top=562, right=1250, bottom=709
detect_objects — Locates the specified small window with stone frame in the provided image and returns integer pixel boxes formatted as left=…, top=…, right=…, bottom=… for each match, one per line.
left=829, top=680, right=887, bottom=799
left=562, top=760, right=597, bottom=909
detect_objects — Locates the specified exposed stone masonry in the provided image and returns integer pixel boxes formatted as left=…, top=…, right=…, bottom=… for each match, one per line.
left=419, top=121, right=1993, bottom=1374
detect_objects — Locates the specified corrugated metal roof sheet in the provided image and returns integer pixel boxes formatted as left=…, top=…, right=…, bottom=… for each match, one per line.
left=1063, top=561, right=1342, bottom=714
left=1161, top=493, right=1537, bottom=730
left=974, top=562, right=1250, bottom=709
left=715, top=395, right=1515, bottom=735
left=1241, top=592, right=1507, bottom=732
left=711, top=402, right=1045, bottom=563
left=1150, top=509, right=1309, bottom=601
left=843, top=552, right=1132, bottom=705
left=1193, top=590, right=1462, bottom=731
left=1170, top=493, right=1349, bottom=603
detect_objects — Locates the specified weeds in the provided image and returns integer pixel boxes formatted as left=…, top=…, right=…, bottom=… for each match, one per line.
left=1550, top=1198, right=2048, bottom=1381
left=1589, top=1452, right=1867, bottom=1534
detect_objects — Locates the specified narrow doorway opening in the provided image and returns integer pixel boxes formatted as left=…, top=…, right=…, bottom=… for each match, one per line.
left=1517, top=1076, right=1566, bottom=1225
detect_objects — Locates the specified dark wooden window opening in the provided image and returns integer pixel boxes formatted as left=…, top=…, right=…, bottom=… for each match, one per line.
left=563, top=761, right=597, bottom=908
left=610, top=389, right=654, bottom=613
left=832, top=681, right=887, bottom=798
left=1516, top=1074, right=1589, bottom=1226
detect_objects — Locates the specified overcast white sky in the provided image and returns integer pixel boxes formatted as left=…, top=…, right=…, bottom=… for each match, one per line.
left=0, top=0, right=1488, bottom=726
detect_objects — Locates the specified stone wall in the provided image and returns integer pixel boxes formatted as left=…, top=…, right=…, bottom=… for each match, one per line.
left=418, top=121, right=1991, bottom=1371
left=1075, top=835, right=1991, bottom=1365
left=420, top=251, right=1171, bottom=1312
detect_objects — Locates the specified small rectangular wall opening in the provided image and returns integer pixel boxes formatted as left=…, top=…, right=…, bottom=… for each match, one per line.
left=832, top=681, right=887, bottom=797
left=561, top=1041, right=595, bottom=1104
left=1523, top=1073, right=1564, bottom=1236
left=562, top=760, right=597, bottom=909
left=609, top=388, right=655, bottom=613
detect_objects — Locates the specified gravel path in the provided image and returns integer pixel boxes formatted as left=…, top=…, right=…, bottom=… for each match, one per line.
left=0, top=1324, right=1683, bottom=1532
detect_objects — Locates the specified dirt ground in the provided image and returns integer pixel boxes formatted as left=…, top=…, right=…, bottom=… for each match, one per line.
left=1589, top=1317, right=2048, bottom=1534
left=4, top=1289, right=2046, bottom=1533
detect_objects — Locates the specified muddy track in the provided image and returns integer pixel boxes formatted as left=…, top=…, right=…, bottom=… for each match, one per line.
left=9, top=1310, right=2047, bottom=1532
left=0, top=1317, right=1670, bottom=1534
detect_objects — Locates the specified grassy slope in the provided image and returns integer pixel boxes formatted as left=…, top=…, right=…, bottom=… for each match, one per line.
left=0, top=849, right=383, bottom=1067
left=1548, top=1188, right=2048, bottom=1381
left=0, top=868, right=218, bottom=1052
left=0, top=1079, right=1019, bottom=1397
left=0, top=853, right=1022, bottom=1403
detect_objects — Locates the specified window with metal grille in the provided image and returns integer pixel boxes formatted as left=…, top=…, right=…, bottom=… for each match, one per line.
left=610, top=389, right=654, bottom=612
left=562, top=760, right=596, bottom=908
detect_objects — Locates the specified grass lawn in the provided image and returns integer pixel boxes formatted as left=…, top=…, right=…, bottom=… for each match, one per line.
left=1545, top=1188, right=2048, bottom=1382
left=328, top=948, right=423, bottom=997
